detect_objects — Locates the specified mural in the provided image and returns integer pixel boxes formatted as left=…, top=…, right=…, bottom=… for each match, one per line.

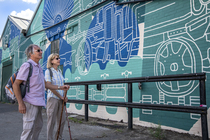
left=41, top=1, right=141, bottom=113
left=64, top=0, right=210, bottom=132
left=39, top=0, right=210, bottom=132
left=2, top=0, right=210, bottom=136
left=77, top=2, right=140, bottom=74
left=2, top=21, right=20, bottom=50
left=42, top=0, right=74, bottom=72
left=140, top=0, right=210, bottom=130
left=65, top=2, right=141, bottom=113
left=1, top=16, right=32, bottom=70
left=1, top=20, right=21, bottom=61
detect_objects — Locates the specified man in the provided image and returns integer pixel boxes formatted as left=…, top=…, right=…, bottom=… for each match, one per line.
left=13, top=44, right=70, bottom=140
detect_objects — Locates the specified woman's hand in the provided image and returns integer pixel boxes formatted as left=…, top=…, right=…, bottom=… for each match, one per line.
left=60, top=85, right=70, bottom=90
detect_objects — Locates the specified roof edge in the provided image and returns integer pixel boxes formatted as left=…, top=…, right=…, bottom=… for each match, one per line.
left=0, top=17, right=10, bottom=41
left=0, top=15, right=31, bottom=41
left=25, top=0, right=43, bottom=35
left=9, top=15, right=30, bottom=21
left=8, top=15, right=29, bottom=31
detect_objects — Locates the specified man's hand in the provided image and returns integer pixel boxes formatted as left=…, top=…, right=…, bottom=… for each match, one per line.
left=60, top=96, right=68, bottom=102
left=19, top=102, right=26, bottom=114
left=60, top=85, right=70, bottom=90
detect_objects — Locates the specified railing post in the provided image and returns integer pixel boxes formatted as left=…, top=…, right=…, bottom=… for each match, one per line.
left=199, top=78, right=208, bottom=140
left=85, top=85, right=88, bottom=121
left=128, top=82, right=133, bottom=129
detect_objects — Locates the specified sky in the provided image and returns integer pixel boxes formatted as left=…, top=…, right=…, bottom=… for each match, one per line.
left=0, top=0, right=40, bottom=38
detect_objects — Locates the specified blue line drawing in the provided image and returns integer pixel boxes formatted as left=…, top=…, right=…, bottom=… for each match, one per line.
left=42, top=0, right=74, bottom=72
left=75, top=2, right=140, bottom=75
left=42, top=0, right=74, bottom=38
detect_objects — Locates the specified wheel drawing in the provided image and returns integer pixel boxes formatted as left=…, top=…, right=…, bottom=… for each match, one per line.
left=76, top=38, right=92, bottom=75
left=154, top=38, right=202, bottom=97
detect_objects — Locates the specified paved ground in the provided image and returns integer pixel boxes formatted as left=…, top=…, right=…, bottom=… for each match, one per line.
left=0, top=102, right=204, bottom=140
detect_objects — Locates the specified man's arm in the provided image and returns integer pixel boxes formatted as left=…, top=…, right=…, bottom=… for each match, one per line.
left=13, top=79, right=26, bottom=114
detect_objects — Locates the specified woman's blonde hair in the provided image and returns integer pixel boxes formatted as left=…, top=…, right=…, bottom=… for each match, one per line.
left=47, top=53, right=59, bottom=68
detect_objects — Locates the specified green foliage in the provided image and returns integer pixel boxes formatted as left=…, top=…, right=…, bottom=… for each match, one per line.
left=69, top=117, right=82, bottom=123
left=115, top=129, right=123, bottom=133
left=149, top=123, right=166, bottom=140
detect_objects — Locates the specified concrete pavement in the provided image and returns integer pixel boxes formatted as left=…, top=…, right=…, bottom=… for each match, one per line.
left=0, top=102, right=116, bottom=140
left=0, top=102, right=203, bottom=140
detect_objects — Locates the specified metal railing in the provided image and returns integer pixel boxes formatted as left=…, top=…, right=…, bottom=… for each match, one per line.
left=65, top=73, right=208, bottom=140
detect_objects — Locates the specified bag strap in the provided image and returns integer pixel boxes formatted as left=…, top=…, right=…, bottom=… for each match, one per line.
left=48, top=68, right=53, bottom=81
left=26, top=62, right=33, bottom=92
left=46, top=68, right=53, bottom=93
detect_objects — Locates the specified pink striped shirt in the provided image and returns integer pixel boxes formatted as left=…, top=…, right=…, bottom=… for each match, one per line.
left=16, top=59, right=45, bottom=106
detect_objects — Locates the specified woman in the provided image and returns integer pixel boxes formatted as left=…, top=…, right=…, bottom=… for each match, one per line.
left=45, top=53, right=68, bottom=140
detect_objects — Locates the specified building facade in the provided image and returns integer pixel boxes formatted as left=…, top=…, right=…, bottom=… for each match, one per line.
left=1, top=0, right=210, bottom=136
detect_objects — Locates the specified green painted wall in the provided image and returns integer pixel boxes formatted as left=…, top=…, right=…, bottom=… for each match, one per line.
left=1, top=0, right=210, bottom=136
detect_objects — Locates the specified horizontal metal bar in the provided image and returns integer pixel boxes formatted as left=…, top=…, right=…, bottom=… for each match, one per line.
left=65, top=73, right=206, bottom=86
left=67, top=99, right=207, bottom=114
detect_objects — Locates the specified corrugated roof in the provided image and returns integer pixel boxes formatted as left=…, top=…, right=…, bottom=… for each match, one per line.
left=9, top=15, right=30, bottom=30
left=0, top=15, right=30, bottom=41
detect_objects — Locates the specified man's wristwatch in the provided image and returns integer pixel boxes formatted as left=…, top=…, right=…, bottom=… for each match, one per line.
left=58, top=86, right=60, bottom=90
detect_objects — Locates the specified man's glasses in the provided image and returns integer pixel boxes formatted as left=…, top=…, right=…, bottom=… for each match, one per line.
left=55, top=57, right=60, bottom=60
left=35, top=49, right=42, bottom=52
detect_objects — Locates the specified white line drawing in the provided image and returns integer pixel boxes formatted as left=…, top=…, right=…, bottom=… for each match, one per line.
left=63, top=0, right=210, bottom=120
left=190, top=96, right=200, bottom=120
left=67, top=70, right=131, bottom=113
left=101, top=73, right=109, bottom=79
left=60, top=49, right=76, bottom=66
left=121, top=70, right=132, bottom=78
left=141, top=2, right=176, bottom=17
left=142, top=95, right=152, bottom=115
left=139, top=0, right=210, bottom=120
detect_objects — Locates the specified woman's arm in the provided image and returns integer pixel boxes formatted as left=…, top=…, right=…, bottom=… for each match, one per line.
left=45, top=80, right=70, bottom=90
left=46, top=81, right=65, bottom=99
